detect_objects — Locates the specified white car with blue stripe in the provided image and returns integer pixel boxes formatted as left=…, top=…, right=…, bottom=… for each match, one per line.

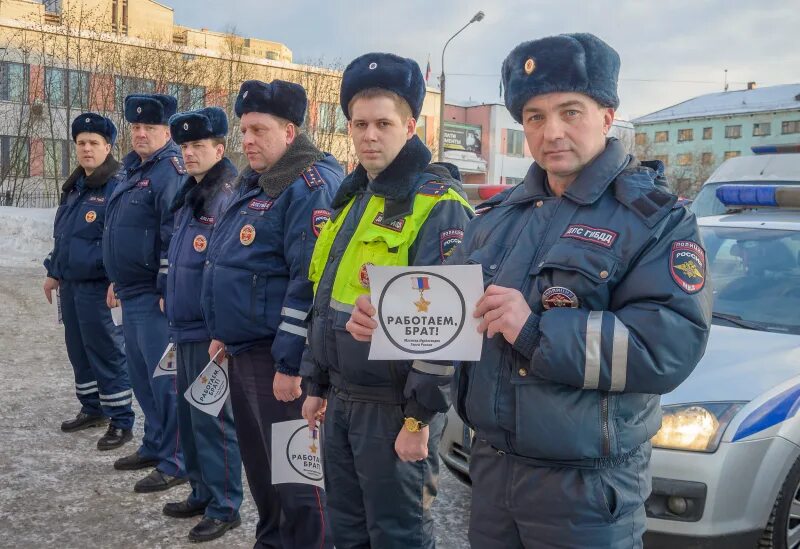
left=438, top=184, right=800, bottom=548
left=645, top=184, right=800, bottom=548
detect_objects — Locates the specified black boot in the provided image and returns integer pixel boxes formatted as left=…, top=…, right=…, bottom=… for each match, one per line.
left=61, top=412, right=107, bottom=433
left=163, top=499, right=207, bottom=518
left=114, top=451, right=159, bottom=471
left=188, top=516, right=241, bottom=542
left=97, top=424, right=133, bottom=451
left=134, top=469, right=187, bottom=493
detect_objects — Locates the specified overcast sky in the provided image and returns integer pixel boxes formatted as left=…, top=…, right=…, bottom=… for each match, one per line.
left=166, top=0, right=800, bottom=120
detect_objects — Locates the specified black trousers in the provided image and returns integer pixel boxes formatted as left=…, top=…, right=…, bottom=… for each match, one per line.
left=229, top=343, right=333, bottom=549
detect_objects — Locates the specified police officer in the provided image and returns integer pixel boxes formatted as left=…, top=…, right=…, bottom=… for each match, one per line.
left=163, top=107, right=243, bottom=542
left=104, top=94, right=187, bottom=492
left=301, top=53, right=473, bottom=548
left=350, top=34, right=713, bottom=548
left=201, top=79, right=343, bottom=549
left=44, top=113, right=134, bottom=450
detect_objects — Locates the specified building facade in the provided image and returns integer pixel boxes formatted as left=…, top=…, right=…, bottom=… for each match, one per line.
left=0, top=0, right=442, bottom=206
left=632, top=83, right=800, bottom=196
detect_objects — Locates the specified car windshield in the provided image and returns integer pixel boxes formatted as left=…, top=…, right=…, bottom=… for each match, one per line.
left=690, top=183, right=726, bottom=218
left=702, top=225, right=800, bottom=334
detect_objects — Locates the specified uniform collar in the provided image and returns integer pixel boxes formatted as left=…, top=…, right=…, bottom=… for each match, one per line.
left=520, top=138, right=630, bottom=205
left=62, top=155, right=121, bottom=192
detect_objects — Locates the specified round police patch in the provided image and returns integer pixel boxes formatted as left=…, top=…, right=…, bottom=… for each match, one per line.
left=85, top=210, right=97, bottom=223
left=670, top=240, right=705, bottom=294
left=193, top=234, right=207, bottom=252
left=542, top=286, right=578, bottom=310
left=239, top=224, right=256, bottom=246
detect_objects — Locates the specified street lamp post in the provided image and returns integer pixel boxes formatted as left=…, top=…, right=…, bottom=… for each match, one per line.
left=438, top=10, right=484, bottom=161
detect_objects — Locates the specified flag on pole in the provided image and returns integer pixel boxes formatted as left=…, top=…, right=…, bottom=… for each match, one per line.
left=425, top=55, right=432, bottom=84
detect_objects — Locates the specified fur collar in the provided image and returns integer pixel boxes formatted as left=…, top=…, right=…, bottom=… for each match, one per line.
left=332, top=134, right=431, bottom=210
left=62, top=155, right=121, bottom=192
left=170, top=157, right=237, bottom=217
left=238, top=133, right=324, bottom=198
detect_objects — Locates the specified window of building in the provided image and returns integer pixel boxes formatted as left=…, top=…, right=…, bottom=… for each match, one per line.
left=677, top=153, right=693, bottom=166
left=44, top=139, right=71, bottom=178
left=506, top=129, right=525, bottom=156
left=654, top=131, right=669, bottom=143
left=724, top=151, right=741, bottom=160
left=654, top=154, right=669, bottom=166
left=45, top=68, right=66, bottom=106
left=115, top=76, right=156, bottom=112
left=317, top=102, right=348, bottom=134
left=0, top=62, right=28, bottom=103
left=701, top=152, right=713, bottom=165
left=1, top=136, right=29, bottom=177
left=167, top=83, right=205, bottom=111
left=634, top=133, right=647, bottom=146
left=724, top=125, right=742, bottom=139
left=677, top=129, right=693, bottom=142
left=68, top=70, right=90, bottom=109
left=111, top=0, right=118, bottom=31
left=676, top=178, right=692, bottom=194
left=121, top=0, right=128, bottom=33
left=703, top=127, right=713, bottom=140
left=752, top=122, right=771, bottom=137
left=782, top=120, right=800, bottom=134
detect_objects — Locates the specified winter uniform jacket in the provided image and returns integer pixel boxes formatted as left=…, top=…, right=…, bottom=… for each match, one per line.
left=450, top=138, right=713, bottom=466
left=103, top=140, right=186, bottom=299
left=301, top=135, right=474, bottom=423
left=165, top=158, right=237, bottom=343
left=45, top=156, right=124, bottom=282
left=200, top=134, right=343, bottom=371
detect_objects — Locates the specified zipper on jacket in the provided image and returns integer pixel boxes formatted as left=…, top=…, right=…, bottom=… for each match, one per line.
left=601, top=394, right=610, bottom=456
left=249, top=273, right=258, bottom=319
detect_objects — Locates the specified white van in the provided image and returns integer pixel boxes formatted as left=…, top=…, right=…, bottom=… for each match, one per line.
left=691, top=152, right=800, bottom=217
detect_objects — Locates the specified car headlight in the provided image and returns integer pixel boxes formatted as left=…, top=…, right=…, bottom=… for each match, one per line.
left=651, top=402, right=746, bottom=452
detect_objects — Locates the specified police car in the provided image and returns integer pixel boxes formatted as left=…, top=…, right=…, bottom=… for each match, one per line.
left=440, top=184, right=800, bottom=548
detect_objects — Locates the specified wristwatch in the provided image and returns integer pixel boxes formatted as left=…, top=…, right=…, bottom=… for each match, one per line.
left=403, top=417, right=428, bottom=433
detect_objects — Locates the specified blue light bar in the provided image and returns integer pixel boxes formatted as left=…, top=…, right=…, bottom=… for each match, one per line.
left=716, top=185, right=779, bottom=207
left=751, top=144, right=800, bottom=155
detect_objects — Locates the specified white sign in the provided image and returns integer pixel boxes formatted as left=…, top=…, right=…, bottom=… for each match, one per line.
left=184, top=352, right=230, bottom=417
left=367, top=264, right=484, bottom=361
left=55, top=289, right=63, bottom=326
left=110, top=305, right=123, bottom=326
left=153, top=342, right=177, bottom=377
left=271, top=419, right=324, bottom=488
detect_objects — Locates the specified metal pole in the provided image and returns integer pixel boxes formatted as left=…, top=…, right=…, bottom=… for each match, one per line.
left=437, top=11, right=484, bottom=161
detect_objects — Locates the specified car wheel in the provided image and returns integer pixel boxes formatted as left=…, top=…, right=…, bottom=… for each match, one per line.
left=760, top=456, right=800, bottom=549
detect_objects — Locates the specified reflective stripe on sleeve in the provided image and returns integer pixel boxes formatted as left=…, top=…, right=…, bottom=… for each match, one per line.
left=583, top=311, right=603, bottom=390
left=278, top=321, right=307, bottom=338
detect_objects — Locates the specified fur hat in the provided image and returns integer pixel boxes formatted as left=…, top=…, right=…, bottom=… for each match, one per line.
left=234, top=79, right=307, bottom=126
left=502, top=33, right=620, bottom=123
left=169, top=107, right=228, bottom=144
left=124, top=94, right=178, bottom=125
left=71, top=112, right=117, bottom=146
left=340, top=52, right=425, bottom=120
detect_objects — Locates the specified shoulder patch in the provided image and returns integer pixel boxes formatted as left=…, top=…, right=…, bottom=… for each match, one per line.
left=170, top=156, right=187, bottom=175
left=301, top=165, right=325, bottom=189
left=418, top=180, right=449, bottom=197
left=312, top=209, right=330, bottom=237
left=670, top=240, right=706, bottom=294
left=439, top=228, right=464, bottom=261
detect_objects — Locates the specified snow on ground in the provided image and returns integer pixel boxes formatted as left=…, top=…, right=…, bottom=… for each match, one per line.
left=0, top=206, right=56, bottom=267
left=0, top=207, right=472, bottom=549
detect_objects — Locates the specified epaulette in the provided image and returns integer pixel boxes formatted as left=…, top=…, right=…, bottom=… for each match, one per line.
left=170, top=156, right=187, bottom=175
left=614, top=166, right=677, bottom=228
left=418, top=180, right=450, bottom=197
left=301, top=165, right=326, bottom=189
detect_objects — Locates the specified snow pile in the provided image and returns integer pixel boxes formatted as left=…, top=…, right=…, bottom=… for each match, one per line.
left=0, top=206, right=55, bottom=267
